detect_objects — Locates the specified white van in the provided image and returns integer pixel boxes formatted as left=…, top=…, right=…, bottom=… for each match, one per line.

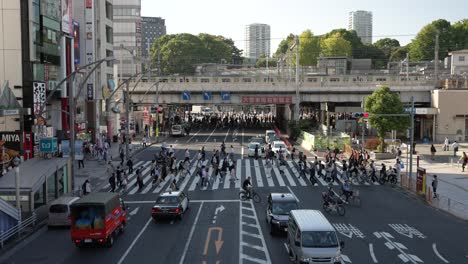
left=287, top=210, right=344, bottom=264
left=48, top=196, right=80, bottom=227
left=265, top=130, right=276, bottom=143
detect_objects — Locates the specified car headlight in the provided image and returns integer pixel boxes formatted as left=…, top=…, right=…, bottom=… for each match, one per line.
left=332, top=255, right=342, bottom=262
left=300, top=256, right=313, bottom=262
left=271, top=218, right=280, bottom=224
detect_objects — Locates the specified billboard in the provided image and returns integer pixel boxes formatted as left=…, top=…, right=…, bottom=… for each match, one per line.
left=0, top=132, right=21, bottom=170
left=73, top=21, right=80, bottom=64
left=61, top=0, right=73, bottom=34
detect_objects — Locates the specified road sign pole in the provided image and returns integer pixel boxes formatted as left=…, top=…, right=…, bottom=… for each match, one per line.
left=409, top=96, right=415, bottom=181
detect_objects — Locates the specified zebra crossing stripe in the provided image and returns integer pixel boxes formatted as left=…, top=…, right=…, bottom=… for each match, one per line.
left=178, top=161, right=198, bottom=192
left=245, top=159, right=252, bottom=187
left=262, top=160, right=275, bottom=187
left=126, top=165, right=152, bottom=194
left=282, top=164, right=296, bottom=187
left=152, top=175, right=171, bottom=194
left=102, top=160, right=146, bottom=189
left=287, top=161, right=307, bottom=186
left=253, top=160, right=264, bottom=187
left=272, top=166, right=286, bottom=187
left=235, top=159, right=241, bottom=189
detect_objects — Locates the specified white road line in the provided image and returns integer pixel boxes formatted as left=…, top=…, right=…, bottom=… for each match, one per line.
left=287, top=186, right=300, bottom=202
left=248, top=200, right=271, bottom=263
left=186, top=128, right=201, bottom=143
left=179, top=164, right=197, bottom=192
left=126, top=166, right=152, bottom=194
left=272, top=166, right=286, bottom=187
left=212, top=163, right=222, bottom=190
left=282, top=165, right=297, bottom=187
left=224, top=163, right=233, bottom=189
left=245, top=159, right=252, bottom=186
left=380, top=232, right=418, bottom=264
left=283, top=243, right=289, bottom=253
left=103, top=161, right=146, bottom=189
left=204, top=127, right=217, bottom=143
left=262, top=160, right=275, bottom=187
left=241, top=128, right=244, bottom=159
left=190, top=199, right=239, bottom=203
left=239, top=201, right=243, bottom=264
left=253, top=160, right=264, bottom=187
left=152, top=175, right=171, bottom=193
left=201, top=166, right=213, bottom=191
left=224, top=127, right=231, bottom=142
left=235, top=159, right=242, bottom=189
left=432, top=243, right=450, bottom=263
left=369, top=243, right=378, bottom=263
left=287, top=161, right=307, bottom=186
left=116, top=217, right=152, bottom=264
left=188, top=175, right=200, bottom=191
left=179, top=202, right=204, bottom=264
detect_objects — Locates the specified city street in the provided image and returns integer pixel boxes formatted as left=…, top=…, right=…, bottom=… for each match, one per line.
left=1, top=127, right=467, bottom=264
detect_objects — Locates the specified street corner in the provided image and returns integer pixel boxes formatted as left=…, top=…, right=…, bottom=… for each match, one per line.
left=180, top=201, right=240, bottom=264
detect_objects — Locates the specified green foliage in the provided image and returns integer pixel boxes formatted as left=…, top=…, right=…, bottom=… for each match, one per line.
left=287, top=121, right=301, bottom=141
left=274, top=34, right=295, bottom=57
left=299, top=30, right=321, bottom=66
left=320, top=33, right=352, bottom=57
left=452, top=19, right=468, bottom=50
left=409, top=19, right=453, bottom=61
left=150, top=33, right=243, bottom=75
left=364, top=86, right=410, bottom=146
left=389, top=45, right=410, bottom=61
left=374, top=38, right=400, bottom=58
left=255, top=56, right=278, bottom=68
left=364, top=137, right=384, bottom=151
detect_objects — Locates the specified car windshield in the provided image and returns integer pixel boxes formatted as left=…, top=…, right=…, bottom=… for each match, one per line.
left=172, top=125, right=181, bottom=130
left=301, top=231, right=339, bottom=248
left=50, top=204, right=68, bottom=213
left=251, top=138, right=263, bottom=144
left=271, top=201, right=298, bottom=215
left=156, top=196, right=179, bottom=205
left=248, top=143, right=259, bottom=149
left=71, top=206, right=105, bottom=230
left=274, top=143, right=286, bottom=149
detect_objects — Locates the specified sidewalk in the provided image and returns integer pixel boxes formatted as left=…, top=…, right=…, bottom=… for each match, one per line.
left=412, top=143, right=468, bottom=220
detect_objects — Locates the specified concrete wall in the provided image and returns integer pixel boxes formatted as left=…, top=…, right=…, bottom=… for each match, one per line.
left=432, top=89, right=468, bottom=142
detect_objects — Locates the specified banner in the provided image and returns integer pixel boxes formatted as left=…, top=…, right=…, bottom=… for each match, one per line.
left=62, top=140, right=83, bottom=160
left=61, top=0, right=72, bottom=34
left=0, top=132, right=21, bottom=168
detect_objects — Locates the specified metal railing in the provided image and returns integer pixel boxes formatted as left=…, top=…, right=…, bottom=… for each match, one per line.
left=0, top=198, right=20, bottom=221
left=426, top=190, right=468, bottom=220
left=0, top=212, right=36, bottom=248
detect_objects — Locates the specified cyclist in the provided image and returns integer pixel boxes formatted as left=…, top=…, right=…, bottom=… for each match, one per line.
left=242, top=176, right=252, bottom=199
left=342, top=180, right=353, bottom=201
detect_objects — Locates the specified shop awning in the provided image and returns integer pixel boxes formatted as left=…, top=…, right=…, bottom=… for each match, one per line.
left=0, top=158, right=68, bottom=193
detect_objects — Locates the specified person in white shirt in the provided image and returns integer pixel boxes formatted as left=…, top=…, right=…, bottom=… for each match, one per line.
left=143, top=136, right=147, bottom=147
left=444, top=137, right=449, bottom=151
left=452, top=141, right=459, bottom=157
left=184, top=149, right=190, bottom=161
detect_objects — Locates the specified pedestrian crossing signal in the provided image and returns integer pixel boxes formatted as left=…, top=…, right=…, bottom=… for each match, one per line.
left=352, top=112, right=369, bottom=118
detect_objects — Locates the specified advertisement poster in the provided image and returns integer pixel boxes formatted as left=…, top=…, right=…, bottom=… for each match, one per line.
left=0, top=132, right=21, bottom=170
left=24, top=132, right=33, bottom=160
left=62, top=140, right=83, bottom=160
left=61, top=0, right=73, bottom=34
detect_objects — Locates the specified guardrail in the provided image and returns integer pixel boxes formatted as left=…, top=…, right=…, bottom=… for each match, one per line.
left=0, top=212, right=37, bottom=248
left=426, top=189, right=468, bottom=220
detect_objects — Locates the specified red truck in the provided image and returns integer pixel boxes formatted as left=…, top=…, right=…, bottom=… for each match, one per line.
left=70, top=192, right=127, bottom=248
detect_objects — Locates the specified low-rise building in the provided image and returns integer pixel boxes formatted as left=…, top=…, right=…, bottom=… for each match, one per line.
left=449, top=49, right=468, bottom=75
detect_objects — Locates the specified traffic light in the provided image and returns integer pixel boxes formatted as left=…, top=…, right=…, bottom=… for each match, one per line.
left=351, top=112, right=369, bottom=119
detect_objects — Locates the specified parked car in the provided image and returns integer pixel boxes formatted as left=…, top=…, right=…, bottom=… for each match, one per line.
left=170, top=124, right=183, bottom=137
left=152, top=191, right=189, bottom=221
left=247, top=142, right=265, bottom=158
left=271, top=140, right=290, bottom=157
left=265, top=130, right=277, bottom=143
left=70, top=192, right=127, bottom=248
left=266, top=193, right=298, bottom=234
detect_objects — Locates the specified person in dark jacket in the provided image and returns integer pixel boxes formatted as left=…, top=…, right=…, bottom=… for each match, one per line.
left=109, top=173, right=116, bottom=192
left=127, top=159, right=134, bottom=174
left=430, top=144, right=436, bottom=160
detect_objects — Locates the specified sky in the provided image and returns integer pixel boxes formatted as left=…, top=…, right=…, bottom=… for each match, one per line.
left=141, top=0, right=467, bottom=56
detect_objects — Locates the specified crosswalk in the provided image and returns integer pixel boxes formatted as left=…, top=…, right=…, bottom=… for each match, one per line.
left=101, top=158, right=381, bottom=195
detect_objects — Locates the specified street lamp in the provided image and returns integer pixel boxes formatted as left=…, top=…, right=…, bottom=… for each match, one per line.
left=37, top=56, right=115, bottom=193
left=289, top=35, right=300, bottom=121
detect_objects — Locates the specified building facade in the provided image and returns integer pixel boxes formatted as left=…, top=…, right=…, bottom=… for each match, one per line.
left=244, top=23, right=270, bottom=60
left=113, top=0, right=141, bottom=80
left=449, top=49, right=468, bottom=75
left=141, top=16, right=166, bottom=59
left=348, top=10, right=373, bottom=44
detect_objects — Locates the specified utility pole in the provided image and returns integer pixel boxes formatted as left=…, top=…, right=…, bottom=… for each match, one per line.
left=406, top=53, right=409, bottom=81
left=125, top=81, right=130, bottom=162
left=69, top=74, right=76, bottom=192
left=294, top=35, right=300, bottom=121
left=435, top=33, right=440, bottom=82
left=155, top=43, right=161, bottom=142
left=409, top=96, right=415, bottom=180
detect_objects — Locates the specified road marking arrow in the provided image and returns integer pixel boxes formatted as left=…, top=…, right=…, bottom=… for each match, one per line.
left=203, top=227, right=224, bottom=256
left=129, top=207, right=140, bottom=216
left=215, top=205, right=225, bottom=215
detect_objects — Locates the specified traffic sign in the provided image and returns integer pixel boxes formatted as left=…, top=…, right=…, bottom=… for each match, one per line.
left=182, top=91, right=191, bottom=101
left=203, top=91, right=212, bottom=100
left=221, top=91, right=230, bottom=101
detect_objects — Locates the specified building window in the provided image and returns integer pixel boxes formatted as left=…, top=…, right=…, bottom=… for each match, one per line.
left=460, top=56, right=465, bottom=62
left=222, top=78, right=231, bottom=83
left=201, top=78, right=210, bottom=83
left=105, top=2, right=113, bottom=20
left=106, top=26, right=113, bottom=44
left=106, top=50, right=113, bottom=67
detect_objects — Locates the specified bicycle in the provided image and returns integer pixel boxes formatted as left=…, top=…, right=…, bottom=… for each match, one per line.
left=239, top=188, right=261, bottom=203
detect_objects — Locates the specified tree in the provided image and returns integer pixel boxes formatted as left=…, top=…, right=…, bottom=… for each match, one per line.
left=452, top=19, right=468, bottom=50
left=299, top=30, right=321, bottom=66
left=324, top=29, right=365, bottom=58
left=274, top=34, right=295, bottom=57
left=320, top=32, right=352, bottom=57
left=389, top=45, right=410, bottom=61
left=374, top=38, right=400, bottom=58
left=409, top=19, right=452, bottom=61
left=150, top=33, right=243, bottom=74
left=255, top=55, right=277, bottom=68
left=364, top=86, right=410, bottom=150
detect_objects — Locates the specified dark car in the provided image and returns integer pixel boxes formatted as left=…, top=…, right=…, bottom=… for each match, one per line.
left=151, top=191, right=189, bottom=221
left=266, top=193, right=298, bottom=235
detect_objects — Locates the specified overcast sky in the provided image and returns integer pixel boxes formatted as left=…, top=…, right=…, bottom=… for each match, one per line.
left=141, top=0, right=467, bottom=55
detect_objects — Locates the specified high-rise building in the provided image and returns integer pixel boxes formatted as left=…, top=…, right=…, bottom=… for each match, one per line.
left=113, top=0, right=142, bottom=79
left=141, top=17, right=166, bottom=59
left=244, top=23, right=270, bottom=60
left=348, top=10, right=373, bottom=44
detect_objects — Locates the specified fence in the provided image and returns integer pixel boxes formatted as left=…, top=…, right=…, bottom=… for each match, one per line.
left=0, top=212, right=37, bottom=248
left=399, top=173, right=468, bottom=220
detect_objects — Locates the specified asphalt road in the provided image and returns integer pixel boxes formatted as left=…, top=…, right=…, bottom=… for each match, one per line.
left=1, top=126, right=467, bottom=264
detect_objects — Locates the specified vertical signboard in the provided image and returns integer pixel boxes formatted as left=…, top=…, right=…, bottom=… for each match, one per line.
left=73, top=21, right=80, bottom=65
left=61, top=0, right=72, bottom=34
left=85, top=0, right=95, bottom=100
left=33, top=81, right=47, bottom=124
left=23, top=132, right=33, bottom=160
